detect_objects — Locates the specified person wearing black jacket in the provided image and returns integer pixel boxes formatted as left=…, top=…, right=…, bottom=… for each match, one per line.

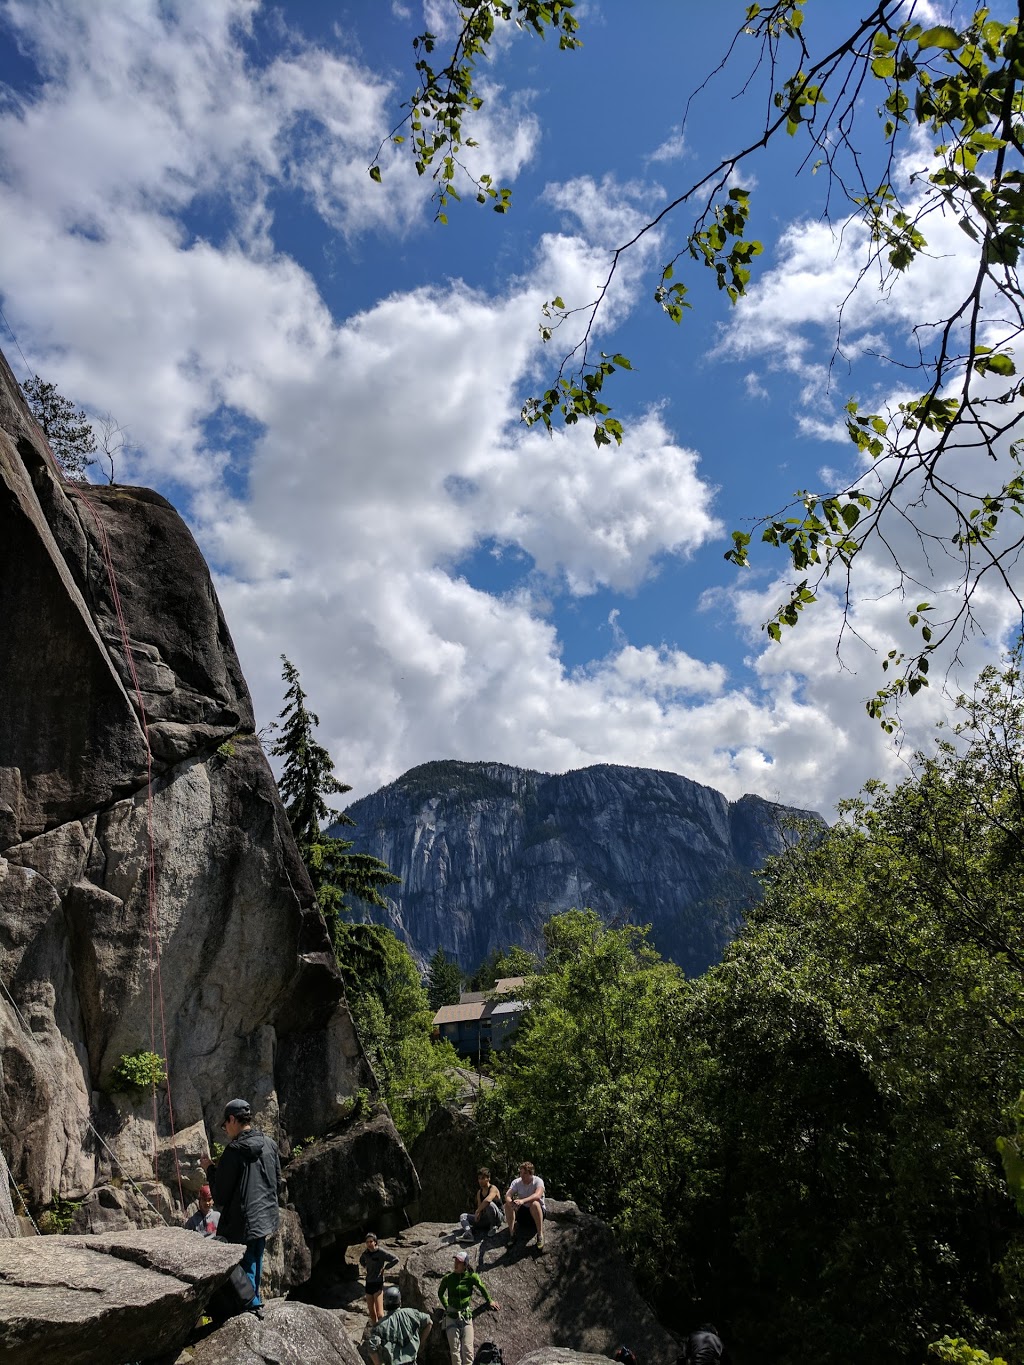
left=202, top=1097, right=281, bottom=1317
left=679, top=1325, right=725, bottom=1364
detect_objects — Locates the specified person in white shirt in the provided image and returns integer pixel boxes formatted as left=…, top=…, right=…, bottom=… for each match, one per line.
left=504, top=1161, right=546, bottom=1250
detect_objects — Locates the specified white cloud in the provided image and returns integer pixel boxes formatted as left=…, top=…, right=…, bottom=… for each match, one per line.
left=2, top=0, right=1018, bottom=828
left=647, top=128, right=686, bottom=165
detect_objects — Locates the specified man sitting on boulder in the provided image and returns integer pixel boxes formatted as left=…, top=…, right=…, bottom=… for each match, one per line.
left=438, top=1248, right=500, bottom=1365
left=504, top=1161, right=545, bottom=1251
left=201, top=1097, right=281, bottom=1319
left=368, top=1285, right=432, bottom=1365
left=458, top=1167, right=502, bottom=1241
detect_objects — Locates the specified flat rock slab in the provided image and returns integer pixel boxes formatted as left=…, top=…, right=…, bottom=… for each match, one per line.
left=0, top=1228, right=241, bottom=1364
left=190, top=1300, right=363, bottom=1364
left=519, top=1353, right=617, bottom=1365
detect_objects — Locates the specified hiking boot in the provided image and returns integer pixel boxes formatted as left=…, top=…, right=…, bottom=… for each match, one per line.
left=248, top=1305, right=265, bottom=1321
left=536, top=1236, right=545, bottom=1252
left=459, top=1231, right=475, bottom=1244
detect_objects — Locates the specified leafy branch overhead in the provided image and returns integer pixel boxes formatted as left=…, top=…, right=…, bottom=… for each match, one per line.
left=379, top=1, right=1024, bottom=721
left=370, top=1, right=579, bottom=223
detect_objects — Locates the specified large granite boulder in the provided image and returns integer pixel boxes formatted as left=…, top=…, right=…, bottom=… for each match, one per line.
left=190, top=1300, right=364, bottom=1364
left=0, top=1227, right=241, bottom=1364
left=394, top=1206, right=677, bottom=1365
left=0, top=341, right=406, bottom=1260
left=286, top=1107, right=420, bottom=1255
left=408, top=1104, right=486, bottom=1224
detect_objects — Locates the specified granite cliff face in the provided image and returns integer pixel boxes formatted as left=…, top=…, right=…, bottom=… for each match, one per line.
left=0, top=346, right=416, bottom=1246
left=338, top=760, right=821, bottom=976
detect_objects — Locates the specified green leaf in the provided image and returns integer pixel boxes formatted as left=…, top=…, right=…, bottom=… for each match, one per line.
left=918, top=25, right=960, bottom=50
left=369, top=165, right=382, bottom=183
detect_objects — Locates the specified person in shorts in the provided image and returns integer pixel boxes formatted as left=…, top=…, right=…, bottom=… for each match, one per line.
left=503, top=1161, right=546, bottom=1250
left=361, top=1231, right=399, bottom=1324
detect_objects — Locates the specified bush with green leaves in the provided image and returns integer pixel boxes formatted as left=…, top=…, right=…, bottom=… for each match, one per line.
left=111, top=1049, right=167, bottom=1095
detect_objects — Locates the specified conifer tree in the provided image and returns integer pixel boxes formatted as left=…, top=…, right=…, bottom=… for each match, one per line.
left=271, top=655, right=398, bottom=939
left=21, top=375, right=96, bottom=480
left=426, top=946, right=462, bottom=1010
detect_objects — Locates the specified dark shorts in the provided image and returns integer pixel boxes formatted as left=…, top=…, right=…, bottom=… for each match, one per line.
left=365, top=1279, right=385, bottom=1294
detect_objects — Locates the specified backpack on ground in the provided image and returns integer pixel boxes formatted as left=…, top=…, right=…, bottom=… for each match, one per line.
left=207, top=1261, right=256, bottom=1323
left=475, top=1343, right=503, bottom=1365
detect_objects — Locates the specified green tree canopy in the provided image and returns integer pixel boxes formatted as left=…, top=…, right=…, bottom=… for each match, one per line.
left=476, top=652, right=1024, bottom=1361
left=377, top=2, right=1024, bottom=719
left=466, top=943, right=538, bottom=991
left=337, top=922, right=462, bottom=1143
left=270, top=655, right=398, bottom=939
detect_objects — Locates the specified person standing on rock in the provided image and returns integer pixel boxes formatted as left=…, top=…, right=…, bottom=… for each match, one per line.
left=438, top=1248, right=500, bottom=1365
left=368, top=1285, right=432, bottom=1365
left=201, top=1097, right=281, bottom=1319
left=184, top=1184, right=219, bottom=1236
left=361, top=1231, right=400, bottom=1323
left=503, top=1161, right=545, bottom=1250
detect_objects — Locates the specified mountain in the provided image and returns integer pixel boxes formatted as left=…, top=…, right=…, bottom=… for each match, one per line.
left=335, top=759, right=822, bottom=977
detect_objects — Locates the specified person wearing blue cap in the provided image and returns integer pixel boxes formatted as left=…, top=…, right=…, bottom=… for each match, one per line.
left=202, top=1097, right=281, bottom=1318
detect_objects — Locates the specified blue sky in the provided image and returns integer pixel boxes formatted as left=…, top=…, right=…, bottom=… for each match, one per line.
left=1, top=0, right=1020, bottom=813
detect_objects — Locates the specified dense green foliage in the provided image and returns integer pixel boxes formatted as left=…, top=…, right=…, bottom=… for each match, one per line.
left=467, top=944, right=539, bottom=991
left=110, top=1049, right=167, bottom=1095
left=271, top=655, right=398, bottom=938
left=426, top=946, right=463, bottom=1010
left=478, top=656, right=1024, bottom=1362
left=380, top=2, right=1024, bottom=718
left=21, top=374, right=96, bottom=479
left=336, top=923, right=461, bottom=1144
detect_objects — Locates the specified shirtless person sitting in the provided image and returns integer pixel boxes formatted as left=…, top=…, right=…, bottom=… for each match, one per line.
left=504, top=1161, right=546, bottom=1251
left=459, top=1168, right=502, bottom=1241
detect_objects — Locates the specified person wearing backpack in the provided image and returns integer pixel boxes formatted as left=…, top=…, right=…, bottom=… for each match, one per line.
left=368, top=1285, right=432, bottom=1365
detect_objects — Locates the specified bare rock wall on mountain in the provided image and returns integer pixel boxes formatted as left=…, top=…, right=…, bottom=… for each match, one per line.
left=338, top=760, right=822, bottom=976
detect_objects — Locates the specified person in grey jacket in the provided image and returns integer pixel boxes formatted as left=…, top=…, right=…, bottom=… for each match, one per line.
left=202, top=1097, right=281, bottom=1316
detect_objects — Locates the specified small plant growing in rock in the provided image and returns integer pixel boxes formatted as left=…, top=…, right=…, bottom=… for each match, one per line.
left=111, top=1049, right=167, bottom=1095
left=38, top=1196, right=81, bottom=1235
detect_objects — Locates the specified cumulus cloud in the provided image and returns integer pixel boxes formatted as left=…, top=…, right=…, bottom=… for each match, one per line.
left=1, top=0, right=1016, bottom=824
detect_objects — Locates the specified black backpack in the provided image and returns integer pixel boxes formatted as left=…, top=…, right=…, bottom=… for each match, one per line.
left=475, top=1343, right=503, bottom=1365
